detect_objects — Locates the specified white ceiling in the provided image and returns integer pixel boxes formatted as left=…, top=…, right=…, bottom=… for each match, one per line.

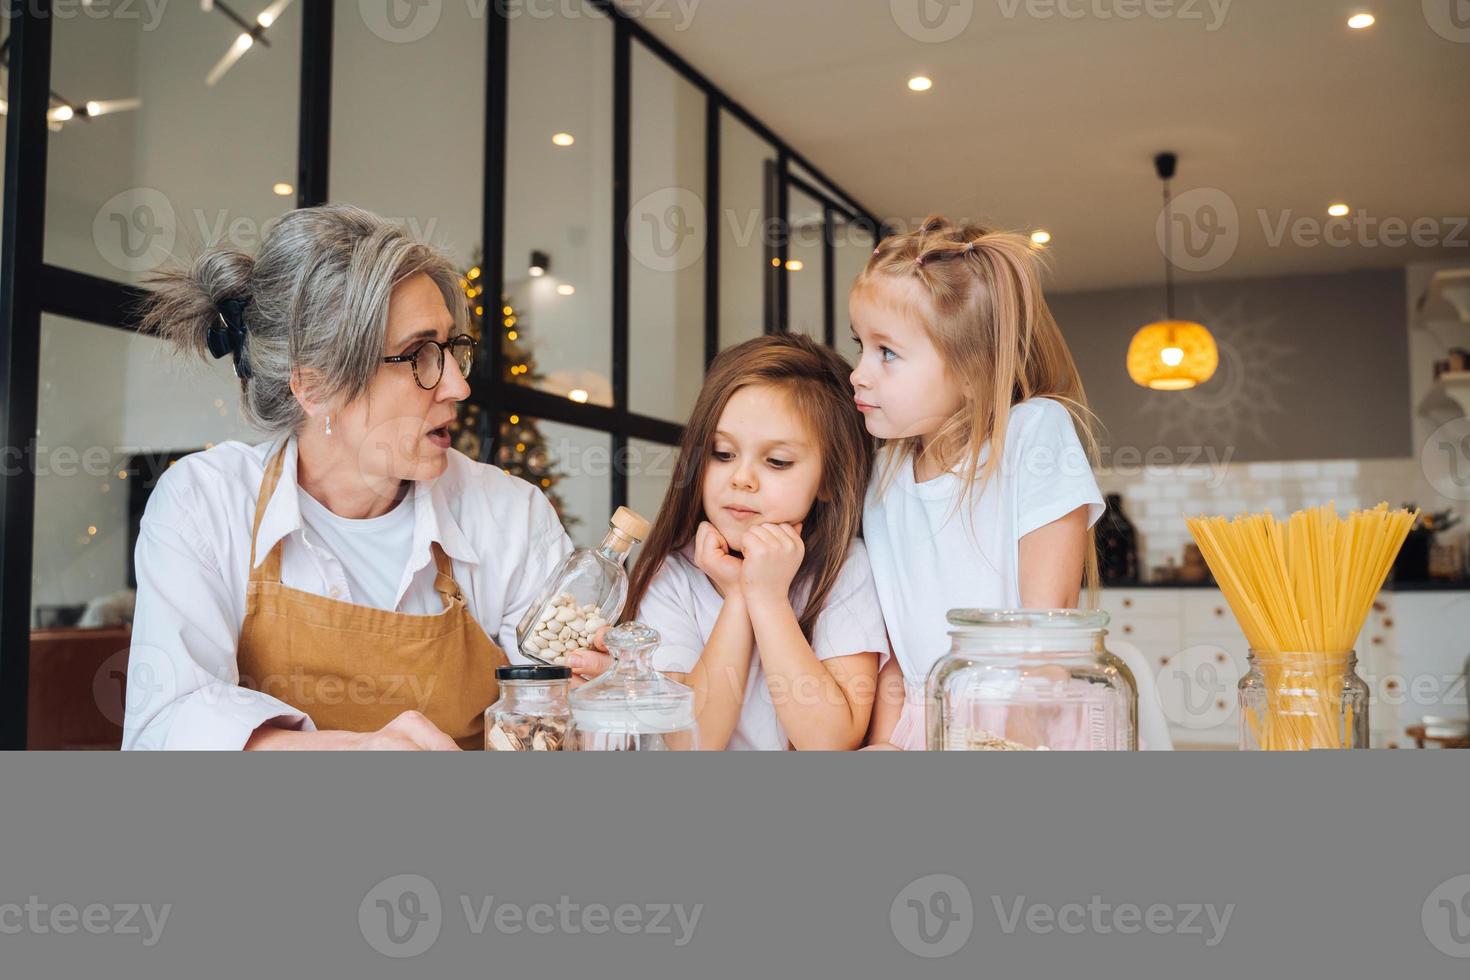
left=621, top=0, right=1470, bottom=291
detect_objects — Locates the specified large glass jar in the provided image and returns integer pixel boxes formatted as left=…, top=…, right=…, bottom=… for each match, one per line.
left=1238, top=651, right=1369, bottom=750
left=927, top=610, right=1138, bottom=751
left=567, top=623, right=699, bottom=751
left=517, top=507, right=651, bottom=665
left=484, top=665, right=571, bottom=751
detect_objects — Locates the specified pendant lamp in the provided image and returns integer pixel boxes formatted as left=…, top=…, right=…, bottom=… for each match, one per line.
left=1127, top=152, right=1219, bottom=391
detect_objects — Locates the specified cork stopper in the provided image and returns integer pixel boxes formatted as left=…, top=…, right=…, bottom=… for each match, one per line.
left=607, top=506, right=652, bottom=554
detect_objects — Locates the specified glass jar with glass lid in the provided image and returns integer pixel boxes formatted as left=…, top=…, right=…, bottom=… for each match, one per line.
left=567, top=623, right=699, bottom=751
left=926, top=610, right=1138, bottom=751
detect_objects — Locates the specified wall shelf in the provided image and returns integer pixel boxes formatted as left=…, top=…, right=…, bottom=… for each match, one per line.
left=1417, top=268, right=1470, bottom=326
left=1418, top=371, right=1470, bottom=422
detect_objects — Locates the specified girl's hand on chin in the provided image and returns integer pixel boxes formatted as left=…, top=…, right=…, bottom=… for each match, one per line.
left=739, top=522, right=804, bottom=603
left=694, top=521, right=744, bottom=597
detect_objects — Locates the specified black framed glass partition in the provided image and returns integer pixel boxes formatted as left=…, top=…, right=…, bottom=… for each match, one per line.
left=0, top=0, right=881, bottom=747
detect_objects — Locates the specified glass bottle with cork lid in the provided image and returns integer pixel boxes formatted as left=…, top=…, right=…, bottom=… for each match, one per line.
left=567, top=623, right=698, bottom=751
left=517, top=506, right=652, bottom=665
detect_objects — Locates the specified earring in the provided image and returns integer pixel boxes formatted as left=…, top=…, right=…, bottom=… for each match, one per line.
left=324, top=414, right=332, bottom=436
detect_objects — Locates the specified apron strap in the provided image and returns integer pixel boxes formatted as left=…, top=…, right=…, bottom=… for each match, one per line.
left=431, top=542, right=464, bottom=608
left=248, top=442, right=290, bottom=584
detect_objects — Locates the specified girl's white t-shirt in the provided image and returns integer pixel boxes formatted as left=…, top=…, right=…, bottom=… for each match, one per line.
left=862, top=397, right=1105, bottom=687
left=638, top=540, right=891, bottom=750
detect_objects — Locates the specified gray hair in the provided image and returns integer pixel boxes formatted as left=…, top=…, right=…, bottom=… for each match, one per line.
left=138, top=203, right=468, bottom=435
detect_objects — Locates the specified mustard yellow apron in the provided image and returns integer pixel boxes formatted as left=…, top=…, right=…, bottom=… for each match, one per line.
left=236, top=444, right=504, bottom=749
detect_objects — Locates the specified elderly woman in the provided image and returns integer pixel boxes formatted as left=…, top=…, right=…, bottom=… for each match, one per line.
left=124, top=204, right=571, bottom=750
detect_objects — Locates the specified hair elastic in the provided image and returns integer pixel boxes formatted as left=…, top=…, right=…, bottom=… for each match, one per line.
left=209, top=297, right=253, bottom=379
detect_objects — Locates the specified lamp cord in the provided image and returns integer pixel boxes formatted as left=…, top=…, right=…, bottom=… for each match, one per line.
left=1162, top=177, right=1176, bottom=321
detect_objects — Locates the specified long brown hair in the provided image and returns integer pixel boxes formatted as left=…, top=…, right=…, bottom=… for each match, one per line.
left=853, top=215, right=1101, bottom=601
left=625, top=333, right=875, bottom=641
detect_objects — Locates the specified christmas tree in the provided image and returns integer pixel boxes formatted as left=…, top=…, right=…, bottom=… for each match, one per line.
left=450, top=261, right=578, bottom=531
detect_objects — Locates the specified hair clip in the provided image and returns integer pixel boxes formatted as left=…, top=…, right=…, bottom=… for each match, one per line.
left=963, top=241, right=977, bottom=254
left=873, top=246, right=881, bottom=255
left=916, top=255, right=926, bottom=267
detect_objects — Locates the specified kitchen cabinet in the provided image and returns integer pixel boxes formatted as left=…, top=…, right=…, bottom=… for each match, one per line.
left=1100, top=587, right=1470, bottom=749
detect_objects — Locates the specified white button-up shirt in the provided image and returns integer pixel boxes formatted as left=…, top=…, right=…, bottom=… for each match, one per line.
left=124, top=435, right=573, bottom=750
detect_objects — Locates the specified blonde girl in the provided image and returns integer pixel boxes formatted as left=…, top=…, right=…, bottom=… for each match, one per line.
left=848, top=217, right=1111, bottom=750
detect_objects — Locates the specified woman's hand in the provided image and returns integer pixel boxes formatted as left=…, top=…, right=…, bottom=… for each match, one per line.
left=244, top=709, right=461, bottom=750
left=739, top=522, right=804, bottom=604
left=353, top=711, right=462, bottom=750
left=693, top=521, right=743, bottom=598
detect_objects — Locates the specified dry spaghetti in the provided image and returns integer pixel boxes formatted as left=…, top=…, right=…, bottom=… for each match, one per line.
left=1185, top=503, right=1417, bottom=750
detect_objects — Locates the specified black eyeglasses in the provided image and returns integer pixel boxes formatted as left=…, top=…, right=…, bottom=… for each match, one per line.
left=382, top=334, right=477, bottom=390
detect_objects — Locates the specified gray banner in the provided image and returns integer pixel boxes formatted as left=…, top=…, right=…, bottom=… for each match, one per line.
left=0, top=753, right=1467, bottom=977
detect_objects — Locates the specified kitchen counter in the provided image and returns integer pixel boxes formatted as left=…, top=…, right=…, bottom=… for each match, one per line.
left=1107, top=580, right=1469, bottom=592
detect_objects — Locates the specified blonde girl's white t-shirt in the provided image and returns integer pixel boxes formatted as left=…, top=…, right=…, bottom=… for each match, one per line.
left=861, top=397, right=1105, bottom=688
left=638, top=539, right=891, bottom=751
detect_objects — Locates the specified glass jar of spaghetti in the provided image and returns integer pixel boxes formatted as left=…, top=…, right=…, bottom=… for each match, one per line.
left=926, top=609, right=1138, bottom=751
left=1238, top=651, right=1369, bottom=750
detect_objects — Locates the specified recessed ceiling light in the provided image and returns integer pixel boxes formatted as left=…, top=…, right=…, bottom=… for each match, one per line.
left=568, top=388, right=589, bottom=403
left=1347, top=12, right=1375, bottom=30
left=556, top=283, right=575, bottom=296
left=1030, top=230, right=1052, bottom=246
left=552, top=132, right=575, bottom=147
left=785, top=259, right=804, bottom=271
left=907, top=75, right=933, bottom=92
left=1327, top=202, right=1351, bottom=217
left=272, top=182, right=294, bottom=197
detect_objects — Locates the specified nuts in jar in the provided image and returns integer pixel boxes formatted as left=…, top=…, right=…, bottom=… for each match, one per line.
left=521, top=593, right=608, bottom=664
left=486, top=716, right=567, bottom=751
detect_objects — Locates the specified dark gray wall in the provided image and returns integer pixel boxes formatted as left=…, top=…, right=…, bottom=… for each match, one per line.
left=1050, top=268, right=1410, bottom=463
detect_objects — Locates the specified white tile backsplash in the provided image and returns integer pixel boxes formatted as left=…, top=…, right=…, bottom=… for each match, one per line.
left=1098, top=455, right=1466, bottom=579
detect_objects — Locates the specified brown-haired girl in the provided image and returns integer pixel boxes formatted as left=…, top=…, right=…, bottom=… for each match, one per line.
left=850, top=217, right=1110, bottom=750
left=568, top=334, right=887, bottom=750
